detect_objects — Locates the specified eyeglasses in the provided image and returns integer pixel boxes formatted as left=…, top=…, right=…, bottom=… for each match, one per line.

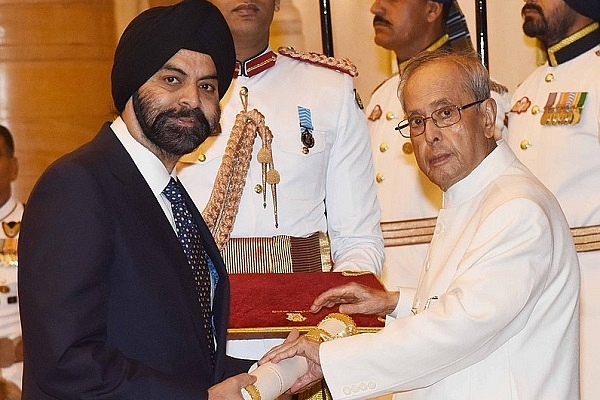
left=395, top=99, right=486, bottom=138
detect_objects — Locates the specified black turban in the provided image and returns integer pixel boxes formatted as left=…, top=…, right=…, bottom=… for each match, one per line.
left=564, top=0, right=600, bottom=21
left=111, top=0, right=235, bottom=113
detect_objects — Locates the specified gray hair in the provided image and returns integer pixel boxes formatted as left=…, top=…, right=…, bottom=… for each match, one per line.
left=398, top=50, right=491, bottom=110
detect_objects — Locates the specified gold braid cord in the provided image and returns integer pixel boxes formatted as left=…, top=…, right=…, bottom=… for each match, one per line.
left=278, top=46, right=359, bottom=77
left=202, top=88, right=280, bottom=250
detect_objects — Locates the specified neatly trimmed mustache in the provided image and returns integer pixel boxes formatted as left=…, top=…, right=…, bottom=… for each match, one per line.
left=160, top=108, right=205, bottom=124
left=373, top=15, right=391, bottom=26
left=522, top=3, right=543, bottom=17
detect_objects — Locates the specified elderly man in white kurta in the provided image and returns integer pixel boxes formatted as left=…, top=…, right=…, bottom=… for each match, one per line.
left=367, top=0, right=510, bottom=290
left=260, top=52, right=580, bottom=400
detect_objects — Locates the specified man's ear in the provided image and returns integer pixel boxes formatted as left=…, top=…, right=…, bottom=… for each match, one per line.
left=8, top=156, right=18, bottom=182
left=482, top=97, right=497, bottom=139
left=426, top=0, right=444, bottom=23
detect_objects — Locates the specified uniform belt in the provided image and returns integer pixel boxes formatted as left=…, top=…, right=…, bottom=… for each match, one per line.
left=222, top=232, right=332, bottom=274
left=571, top=225, right=600, bottom=252
left=382, top=219, right=600, bottom=253
left=0, top=336, right=22, bottom=368
left=381, top=217, right=437, bottom=247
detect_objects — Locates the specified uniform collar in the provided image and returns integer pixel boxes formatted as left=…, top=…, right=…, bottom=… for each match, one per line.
left=398, top=34, right=450, bottom=74
left=234, top=49, right=277, bottom=77
left=546, top=22, right=600, bottom=67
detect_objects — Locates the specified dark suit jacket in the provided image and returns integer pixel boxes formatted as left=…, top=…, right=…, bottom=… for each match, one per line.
left=18, top=123, right=249, bottom=399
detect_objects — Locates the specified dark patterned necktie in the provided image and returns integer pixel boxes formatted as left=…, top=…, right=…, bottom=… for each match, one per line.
left=163, top=178, right=216, bottom=363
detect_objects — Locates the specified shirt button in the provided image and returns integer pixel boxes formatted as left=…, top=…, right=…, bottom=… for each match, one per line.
left=520, top=139, right=531, bottom=150
left=254, top=184, right=263, bottom=193
left=197, top=153, right=206, bottom=162
left=360, top=382, right=368, bottom=391
left=531, top=105, right=540, bottom=115
left=425, top=262, right=430, bottom=271
left=435, top=222, right=445, bottom=234
left=368, top=381, right=376, bottom=389
left=351, top=384, right=360, bottom=393
left=343, top=386, right=352, bottom=395
left=402, top=142, right=413, bottom=154
left=386, top=111, right=396, bottom=121
left=376, top=173, right=384, bottom=183
left=545, top=73, right=554, bottom=82
left=379, top=143, right=388, bottom=153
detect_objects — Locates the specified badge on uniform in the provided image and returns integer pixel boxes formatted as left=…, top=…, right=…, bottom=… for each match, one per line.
left=0, top=238, right=18, bottom=268
left=510, top=97, right=531, bottom=114
left=2, top=221, right=20, bottom=238
left=298, top=106, right=315, bottom=154
left=368, top=105, right=382, bottom=121
left=354, top=89, right=364, bottom=110
left=540, top=92, right=587, bottom=125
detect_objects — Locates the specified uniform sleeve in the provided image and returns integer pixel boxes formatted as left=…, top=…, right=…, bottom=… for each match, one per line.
left=320, top=198, right=569, bottom=399
left=325, top=75, right=384, bottom=276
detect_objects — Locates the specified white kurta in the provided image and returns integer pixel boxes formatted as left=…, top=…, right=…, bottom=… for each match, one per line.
left=320, top=141, right=580, bottom=399
left=367, top=74, right=510, bottom=290
left=178, top=50, right=383, bottom=275
left=0, top=196, right=24, bottom=388
left=507, top=44, right=600, bottom=400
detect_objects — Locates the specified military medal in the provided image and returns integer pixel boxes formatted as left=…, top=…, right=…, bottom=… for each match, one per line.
left=2, top=221, right=20, bottom=238
left=572, top=92, right=587, bottom=125
left=540, top=92, right=557, bottom=125
left=540, top=92, right=587, bottom=126
left=297, top=106, right=315, bottom=154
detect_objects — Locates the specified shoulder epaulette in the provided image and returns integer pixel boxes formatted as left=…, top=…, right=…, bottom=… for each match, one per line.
left=371, top=72, right=400, bottom=95
left=490, top=80, right=509, bottom=95
left=277, top=46, right=358, bottom=77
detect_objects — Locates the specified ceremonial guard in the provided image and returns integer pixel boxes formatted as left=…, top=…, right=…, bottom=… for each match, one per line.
left=179, top=47, right=382, bottom=278
left=506, top=0, right=600, bottom=398
left=0, top=125, right=22, bottom=396
left=178, top=0, right=383, bottom=363
left=366, top=0, right=510, bottom=289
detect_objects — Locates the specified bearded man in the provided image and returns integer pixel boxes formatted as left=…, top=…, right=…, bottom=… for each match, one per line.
left=506, top=0, right=600, bottom=398
left=17, top=1, right=254, bottom=398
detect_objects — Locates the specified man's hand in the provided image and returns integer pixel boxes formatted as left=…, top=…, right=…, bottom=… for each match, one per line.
left=258, top=329, right=323, bottom=394
left=310, top=282, right=399, bottom=316
left=208, top=373, right=256, bottom=400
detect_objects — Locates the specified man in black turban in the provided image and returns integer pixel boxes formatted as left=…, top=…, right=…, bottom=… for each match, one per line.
left=18, top=1, right=255, bottom=398
left=508, top=0, right=600, bottom=398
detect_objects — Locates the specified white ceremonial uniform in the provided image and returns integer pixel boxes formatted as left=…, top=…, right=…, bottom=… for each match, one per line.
left=0, top=196, right=23, bottom=388
left=367, top=75, right=440, bottom=290
left=368, top=71, right=510, bottom=291
left=507, top=30, right=600, bottom=400
left=320, top=141, right=580, bottom=400
left=178, top=48, right=384, bottom=359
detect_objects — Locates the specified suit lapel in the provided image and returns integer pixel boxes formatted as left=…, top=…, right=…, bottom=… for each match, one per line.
left=94, top=124, right=221, bottom=374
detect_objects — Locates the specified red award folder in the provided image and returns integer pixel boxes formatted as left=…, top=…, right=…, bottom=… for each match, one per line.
left=227, top=271, right=386, bottom=338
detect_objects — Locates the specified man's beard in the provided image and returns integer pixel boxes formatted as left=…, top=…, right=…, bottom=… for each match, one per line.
left=521, top=3, right=576, bottom=46
left=132, top=91, right=219, bottom=158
